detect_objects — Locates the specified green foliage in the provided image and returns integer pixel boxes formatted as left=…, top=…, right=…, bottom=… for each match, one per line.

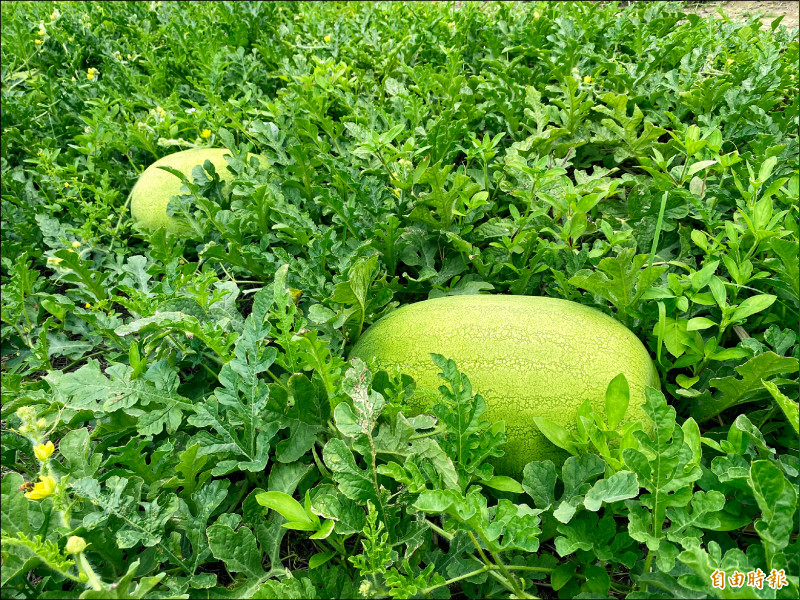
left=1, top=1, right=798, bottom=598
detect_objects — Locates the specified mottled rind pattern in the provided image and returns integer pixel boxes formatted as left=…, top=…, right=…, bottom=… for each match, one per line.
left=349, top=295, right=660, bottom=475
left=129, top=148, right=264, bottom=233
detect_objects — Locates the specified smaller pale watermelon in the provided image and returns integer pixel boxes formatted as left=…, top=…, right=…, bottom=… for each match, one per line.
left=129, top=148, right=265, bottom=234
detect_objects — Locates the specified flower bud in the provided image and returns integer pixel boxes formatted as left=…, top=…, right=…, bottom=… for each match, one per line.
left=17, top=406, right=36, bottom=423
left=66, top=536, right=88, bottom=554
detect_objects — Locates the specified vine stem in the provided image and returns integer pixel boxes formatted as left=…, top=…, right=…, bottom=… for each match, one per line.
left=265, top=367, right=289, bottom=391
left=639, top=550, right=654, bottom=590
left=468, top=531, right=534, bottom=599
left=425, top=560, right=561, bottom=596
left=421, top=566, right=490, bottom=595
left=486, top=546, right=531, bottom=598
left=77, top=553, right=104, bottom=590
left=507, top=566, right=557, bottom=574
left=647, top=191, right=668, bottom=273
left=467, top=531, right=491, bottom=565
left=423, top=518, right=454, bottom=541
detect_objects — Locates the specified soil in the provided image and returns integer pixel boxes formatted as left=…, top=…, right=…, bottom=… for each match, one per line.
left=685, top=1, right=799, bottom=31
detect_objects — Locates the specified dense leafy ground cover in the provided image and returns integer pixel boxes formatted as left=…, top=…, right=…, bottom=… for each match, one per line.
left=1, top=1, right=798, bottom=598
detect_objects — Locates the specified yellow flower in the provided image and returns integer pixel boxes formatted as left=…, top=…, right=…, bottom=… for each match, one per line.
left=38, top=28, right=47, bottom=36
left=87, top=68, right=98, bottom=80
left=35, top=39, right=43, bottom=45
left=393, top=188, right=401, bottom=197
left=584, top=75, right=592, bottom=84
left=25, top=476, right=57, bottom=500
left=726, top=59, right=734, bottom=66
left=64, top=182, right=70, bottom=188
left=533, top=11, right=540, bottom=19
left=71, top=240, right=81, bottom=248
left=71, top=76, right=76, bottom=82
left=324, top=35, right=331, bottom=43
left=200, top=129, right=211, bottom=139
left=34, top=441, right=55, bottom=462
left=85, top=302, right=92, bottom=309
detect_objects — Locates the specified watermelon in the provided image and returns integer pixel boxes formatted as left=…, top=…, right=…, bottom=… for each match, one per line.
left=129, top=148, right=265, bottom=234
left=349, top=295, right=659, bottom=475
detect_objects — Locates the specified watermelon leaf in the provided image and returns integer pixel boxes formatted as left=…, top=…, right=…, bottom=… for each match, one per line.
left=430, top=354, right=507, bottom=486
